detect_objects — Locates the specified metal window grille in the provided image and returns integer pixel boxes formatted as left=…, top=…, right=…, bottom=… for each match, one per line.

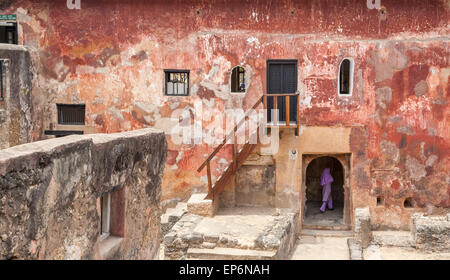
left=0, top=23, right=18, bottom=44
left=57, top=104, right=86, bottom=125
left=165, top=70, right=189, bottom=96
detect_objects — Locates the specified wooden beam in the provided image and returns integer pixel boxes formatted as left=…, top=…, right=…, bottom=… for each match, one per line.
left=207, top=160, right=212, bottom=197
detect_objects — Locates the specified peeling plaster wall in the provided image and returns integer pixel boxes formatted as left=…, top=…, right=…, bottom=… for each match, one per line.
left=0, top=0, right=448, bottom=229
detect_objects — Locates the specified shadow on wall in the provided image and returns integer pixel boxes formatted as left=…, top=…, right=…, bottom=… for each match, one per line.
left=305, top=156, right=344, bottom=206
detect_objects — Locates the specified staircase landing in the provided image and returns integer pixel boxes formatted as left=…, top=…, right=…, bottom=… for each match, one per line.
left=163, top=207, right=298, bottom=260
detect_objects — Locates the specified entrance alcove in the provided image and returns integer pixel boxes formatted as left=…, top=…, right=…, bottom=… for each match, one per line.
left=304, top=156, right=345, bottom=227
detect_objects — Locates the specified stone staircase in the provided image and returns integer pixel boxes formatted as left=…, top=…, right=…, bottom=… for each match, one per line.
left=161, top=202, right=188, bottom=236
left=163, top=204, right=298, bottom=260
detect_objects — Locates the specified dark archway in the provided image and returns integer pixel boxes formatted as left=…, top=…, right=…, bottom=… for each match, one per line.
left=304, top=156, right=345, bottom=227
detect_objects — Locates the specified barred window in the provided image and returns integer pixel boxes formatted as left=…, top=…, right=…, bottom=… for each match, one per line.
left=57, top=104, right=86, bottom=125
left=165, top=70, right=189, bottom=96
left=0, top=22, right=18, bottom=44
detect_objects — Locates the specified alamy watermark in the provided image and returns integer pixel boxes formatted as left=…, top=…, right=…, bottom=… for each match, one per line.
left=169, top=100, right=281, bottom=155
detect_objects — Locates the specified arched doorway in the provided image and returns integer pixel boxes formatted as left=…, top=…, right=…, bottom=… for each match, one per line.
left=304, top=156, right=345, bottom=227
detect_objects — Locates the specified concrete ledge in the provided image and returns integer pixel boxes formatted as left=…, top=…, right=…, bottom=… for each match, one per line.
left=99, top=236, right=123, bottom=260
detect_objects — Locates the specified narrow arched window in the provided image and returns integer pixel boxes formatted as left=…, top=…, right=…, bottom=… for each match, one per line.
left=231, top=66, right=245, bottom=93
left=338, top=58, right=353, bottom=95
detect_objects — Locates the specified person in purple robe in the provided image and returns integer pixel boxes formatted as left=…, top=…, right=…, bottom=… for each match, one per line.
left=320, top=168, right=334, bottom=213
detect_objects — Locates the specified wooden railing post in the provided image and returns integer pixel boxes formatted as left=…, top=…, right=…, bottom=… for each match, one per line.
left=285, top=95, right=290, bottom=127
left=207, top=160, right=212, bottom=197
left=273, top=96, right=278, bottom=124
left=296, top=94, right=300, bottom=136
left=232, top=130, right=237, bottom=171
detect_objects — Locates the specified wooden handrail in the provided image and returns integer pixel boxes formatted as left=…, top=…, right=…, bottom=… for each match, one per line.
left=197, top=98, right=263, bottom=172
left=197, top=92, right=300, bottom=201
left=263, top=93, right=299, bottom=97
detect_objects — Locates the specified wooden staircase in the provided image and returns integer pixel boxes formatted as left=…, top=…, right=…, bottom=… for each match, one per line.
left=197, top=93, right=300, bottom=201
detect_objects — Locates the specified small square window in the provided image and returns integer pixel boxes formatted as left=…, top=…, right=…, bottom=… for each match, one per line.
left=57, top=104, right=85, bottom=125
left=0, top=22, right=18, bottom=44
left=165, top=70, right=189, bottom=96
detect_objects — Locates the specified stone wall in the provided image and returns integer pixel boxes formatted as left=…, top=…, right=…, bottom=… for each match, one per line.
left=0, top=44, right=33, bottom=149
left=0, top=128, right=167, bottom=260
left=412, top=213, right=450, bottom=252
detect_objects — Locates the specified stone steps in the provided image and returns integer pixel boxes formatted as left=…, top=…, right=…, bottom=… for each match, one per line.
left=371, top=231, right=414, bottom=247
left=161, top=202, right=187, bottom=236
left=303, top=224, right=351, bottom=231
left=301, top=229, right=353, bottom=238
left=187, top=193, right=217, bottom=217
left=187, top=247, right=277, bottom=260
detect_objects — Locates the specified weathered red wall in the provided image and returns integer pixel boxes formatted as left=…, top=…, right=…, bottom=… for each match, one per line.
left=1, top=0, right=448, bottom=227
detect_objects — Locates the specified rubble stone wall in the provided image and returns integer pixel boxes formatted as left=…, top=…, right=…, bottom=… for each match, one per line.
left=412, top=213, right=450, bottom=252
left=0, top=128, right=167, bottom=259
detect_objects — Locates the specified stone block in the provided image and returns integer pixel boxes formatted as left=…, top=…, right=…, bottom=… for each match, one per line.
left=412, top=213, right=450, bottom=252
left=354, top=207, right=372, bottom=249
left=187, top=193, right=217, bottom=217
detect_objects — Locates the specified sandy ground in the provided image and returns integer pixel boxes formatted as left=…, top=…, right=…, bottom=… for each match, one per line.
left=364, top=245, right=450, bottom=260
left=304, top=201, right=344, bottom=227
left=290, top=236, right=350, bottom=260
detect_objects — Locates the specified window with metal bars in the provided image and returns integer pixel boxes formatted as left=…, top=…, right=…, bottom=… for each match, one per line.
left=57, top=104, right=86, bottom=125
left=231, top=66, right=245, bottom=93
left=0, top=22, right=18, bottom=44
left=0, top=60, right=4, bottom=101
left=164, top=70, right=189, bottom=96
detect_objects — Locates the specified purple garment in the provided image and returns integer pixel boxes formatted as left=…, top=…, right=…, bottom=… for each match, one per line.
left=320, top=183, right=333, bottom=212
left=320, top=168, right=334, bottom=212
left=320, top=168, right=334, bottom=186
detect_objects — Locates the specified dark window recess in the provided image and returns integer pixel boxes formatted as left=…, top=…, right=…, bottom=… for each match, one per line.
left=339, top=59, right=351, bottom=95
left=165, top=70, right=189, bottom=96
left=0, top=22, right=18, bottom=44
left=0, top=60, right=4, bottom=101
left=231, top=66, right=245, bottom=92
left=404, top=197, right=413, bottom=208
left=377, top=196, right=384, bottom=206
left=57, top=104, right=86, bottom=125
left=44, top=130, right=84, bottom=138
left=266, top=60, right=298, bottom=123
